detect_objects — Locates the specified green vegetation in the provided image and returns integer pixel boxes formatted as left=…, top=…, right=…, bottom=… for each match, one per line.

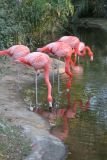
left=0, top=0, right=106, bottom=50
left=0, top=119, right=31, bottom=160
left=0, top=0, right=74, bottom=50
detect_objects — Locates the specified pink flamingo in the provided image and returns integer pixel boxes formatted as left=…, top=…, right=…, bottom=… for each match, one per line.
left=37, top=41, right=75, bottom=92
left=58, top=36, right=94, bottom=62
left=0, top=45, right=30, bottom=60
left=0, top=45, right=30, bottom=88
left=37, top=41, right=75, bottom=77
left=16, top=52, right=53, bottom=108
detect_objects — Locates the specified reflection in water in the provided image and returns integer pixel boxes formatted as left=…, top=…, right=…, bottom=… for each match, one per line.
left=49, top=92, right=91, bottom=141
left=35, top=77, right=91, bottom=141
left=22, top=27, right=107, bottom=160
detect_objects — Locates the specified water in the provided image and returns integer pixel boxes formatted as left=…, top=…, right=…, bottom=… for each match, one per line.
left=22, top=27, right=107, bottom=160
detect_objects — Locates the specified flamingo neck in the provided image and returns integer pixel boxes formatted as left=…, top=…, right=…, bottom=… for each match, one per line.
left=0, top=50, right=9, bottom=56
left=85, top=46, right=93, bottom=56
left=37, top=47, right=50, bottom=53
left=75, top=43, right=83, bottom=56
left=17, top=57, right=31, bottom=66
left=85, top=46, right=93, bottom=61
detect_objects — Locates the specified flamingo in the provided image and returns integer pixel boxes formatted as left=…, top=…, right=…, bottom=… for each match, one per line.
left=58, top=36, right=94, bottom=62
left=37, top=42, right=74, bottom=93
left=0, top=45, right=30, bottom=60
left=0, top=45, right=31, bottom=88
left=37, top=41, right=75, bottom=77
left=37, top=41, right=75, bottom=92
left=16, top=52, right=53, bottom=108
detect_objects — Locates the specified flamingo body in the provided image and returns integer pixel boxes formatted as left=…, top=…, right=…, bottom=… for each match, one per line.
left=38, top=41, right=72, bottom=57
left=58, top=36, right=80, bottom=48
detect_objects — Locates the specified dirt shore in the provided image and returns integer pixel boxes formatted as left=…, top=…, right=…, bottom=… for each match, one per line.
left=0, top=57, right=66, bottom=160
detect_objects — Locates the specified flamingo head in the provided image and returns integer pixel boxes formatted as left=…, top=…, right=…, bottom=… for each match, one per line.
left=89, top=50, right=94, bottom=61
left=78, top=42, right=85, bottom=56
left=90, top=55, right=93, bottom=61
left=85, top=46, right=94, bottom=61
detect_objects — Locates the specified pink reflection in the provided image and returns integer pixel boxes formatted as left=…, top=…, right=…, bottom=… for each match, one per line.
left=49, top=92, right=91, bottom=141
left=34, top=91, right=91, bottom=141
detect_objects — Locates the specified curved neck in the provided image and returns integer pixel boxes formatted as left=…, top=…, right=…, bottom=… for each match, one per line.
left=85, top=46, right=93, bottom=57
left=44, top=64, right=52, bottom=103
left=75, top=43, right=83, bottom=56
left=0, top=50, right=9, bottom=56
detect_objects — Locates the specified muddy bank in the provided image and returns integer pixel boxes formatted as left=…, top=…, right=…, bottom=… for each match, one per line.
left=0, top=57, right=66, bottom=160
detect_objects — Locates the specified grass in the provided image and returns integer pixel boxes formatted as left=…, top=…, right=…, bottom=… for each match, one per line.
left=0, top=119, right=31, bottom=160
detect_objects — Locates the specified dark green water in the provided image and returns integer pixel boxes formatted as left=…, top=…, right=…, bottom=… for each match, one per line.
left=64, top=27, right=107, bottom=160
left=22, top=27, right=107, bottom=160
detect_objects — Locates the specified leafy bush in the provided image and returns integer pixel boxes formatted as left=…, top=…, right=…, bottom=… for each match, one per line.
left=0, top=0, right=74, bottom=50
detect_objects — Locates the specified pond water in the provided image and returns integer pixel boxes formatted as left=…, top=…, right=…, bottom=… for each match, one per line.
left=22, top=27, right=107, bottom=160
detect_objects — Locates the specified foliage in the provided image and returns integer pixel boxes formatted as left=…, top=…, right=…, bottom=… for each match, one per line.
left=0, top=0, right=21, bottom=49
left=16, top=0, right=74, bottom=49
left=0, top=0, right=74, bottom=50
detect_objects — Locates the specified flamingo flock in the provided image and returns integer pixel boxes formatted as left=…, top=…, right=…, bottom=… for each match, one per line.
left=0, top=35, right=94, bottom=109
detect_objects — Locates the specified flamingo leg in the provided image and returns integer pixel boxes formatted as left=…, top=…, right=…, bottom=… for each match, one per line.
left=77, top=55, right=80, bottom=64
left=34, top=71, right=42, bottom=109
left=65, top=56, right=73, bottom=78
left=57, top=57, right=61, bottom=94
left=44, top=64, right=53, bottom=108
left=52, top=59, right=55, bottom=86
left=35, top=71, right=38, bottom=105
left=10, top=58, right=21, bottom=91
left=65, top=56, right=73, bottom=92
left=16, top=63, right=21, bottom=90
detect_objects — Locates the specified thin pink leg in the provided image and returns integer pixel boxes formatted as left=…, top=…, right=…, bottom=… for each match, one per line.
left=65, top=56, right=73, bottom=78
left=44, top=64, right=53, bottom=108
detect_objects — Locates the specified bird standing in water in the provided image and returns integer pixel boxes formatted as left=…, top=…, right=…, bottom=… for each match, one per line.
left=58, top=36, right=94, bottom=62
left=37, top=41, right=75, bottom=77
left=16, top=52, right=53, bottom=108
left=37, top=41, right=75, bottom=92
